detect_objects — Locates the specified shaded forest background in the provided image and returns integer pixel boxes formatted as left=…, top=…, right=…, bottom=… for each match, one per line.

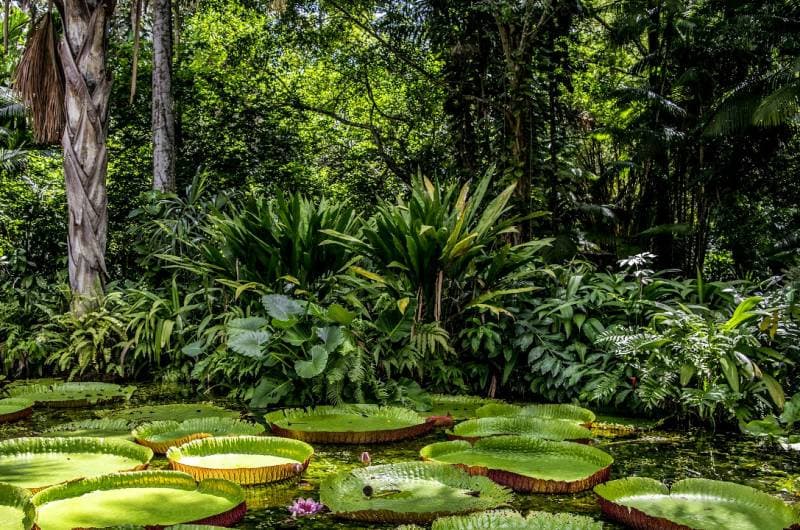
left=3, top=0, right=799, bottom=279
left=2, top=1, right=800, bottom=422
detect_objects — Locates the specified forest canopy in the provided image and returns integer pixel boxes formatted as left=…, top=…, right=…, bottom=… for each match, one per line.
left=1, top=0, right=799, bottom=422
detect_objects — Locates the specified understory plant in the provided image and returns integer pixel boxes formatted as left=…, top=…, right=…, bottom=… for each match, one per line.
left=585, top=296, right=787, bottom=422
left=323, top=172, right=551, bottom=394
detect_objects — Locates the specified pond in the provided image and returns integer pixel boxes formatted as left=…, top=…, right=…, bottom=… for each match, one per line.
left=1, top=382, right=798, bottom=528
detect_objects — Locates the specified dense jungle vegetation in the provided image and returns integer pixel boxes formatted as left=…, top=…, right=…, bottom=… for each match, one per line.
left=1, top=0, right=800, bottom=431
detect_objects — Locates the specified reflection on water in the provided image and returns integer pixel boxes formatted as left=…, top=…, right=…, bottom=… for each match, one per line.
left=1, top=382, right=797, bottom=529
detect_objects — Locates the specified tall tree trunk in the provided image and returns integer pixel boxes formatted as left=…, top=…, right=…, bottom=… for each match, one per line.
left=152, top=0, right=176, bottom=192
left=59, top=0, right=114, bottom=310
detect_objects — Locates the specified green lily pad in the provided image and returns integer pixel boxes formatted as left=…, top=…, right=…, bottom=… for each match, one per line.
left=44, top=419, right=135, bottom=440
left=321, top=462, right=512, bottom=523
left=31, top=471, right=246, bottom=530
left=0, top=483, right=34, bottom=530
left=592, top=414, right=662, bottom=437
left=420, top=436, right=612, bottom=493
left=266, top=404, right=435, bottom=444
left=133, top=417, right=265, bottom=454
left=101, top=403, right=241, bottom=423
left=449, top=417, right=592, bottom=442
left=167, top=435, right=314, bottom=485
left=422, top=509, right=603, bottom=529
left=429, top=395, right=501, bottom=419
left=6, top=378, right=63, bottom=388
left=8, top=382, right=135, bottom=408
left=0, top=398, right=33, bottom=423
left=476, top=403, right=596, bottom=425
left=595, top=477, right=800, bottom=530
left=0, top=437, right=153, bottom=491
left=96, top=524, right=230, bottom=530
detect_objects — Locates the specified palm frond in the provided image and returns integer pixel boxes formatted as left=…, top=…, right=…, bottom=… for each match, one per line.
left=14, top=12, right=63, bottom=144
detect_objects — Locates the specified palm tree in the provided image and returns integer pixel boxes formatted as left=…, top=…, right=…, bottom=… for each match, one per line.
left=152, top=0, right=176, bottom=192
left=15, top=0, right=116, bottom=311
left=706, top=58, right=800, bottom=134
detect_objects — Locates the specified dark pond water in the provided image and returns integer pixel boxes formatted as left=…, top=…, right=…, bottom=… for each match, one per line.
left=2, top=382, right=798, bottom=529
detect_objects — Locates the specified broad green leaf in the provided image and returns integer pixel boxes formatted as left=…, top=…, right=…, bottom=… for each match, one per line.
left=327, top=304, right=357, bottom=325
left=316, top=326, right=345, bottom=352
left=720, top=356, right=740, bottom=393
left=350, top=266, right=385, bottom=283
left=679, top=365, right=695, bottom=386
left=762, top=373, right=786, bottom=409
left=181, top=341, right=205, bottom=359
left=295, top=345, right=329, bottom=378
left=722, top=296, right=764, bottom=330
left=228, top=330, right=271, bottom=359
left=228, top=317, right=268, bottom=331
left=397, top=297, right=410, bottom=314
left=262, top=294, right=306, bottom=321
left=742, top=416, right=784, bottom=437
left=249, top=378, right=292, bottom=408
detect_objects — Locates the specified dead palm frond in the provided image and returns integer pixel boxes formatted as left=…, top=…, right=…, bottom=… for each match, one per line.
left=14, top=10, right=64, bottom=144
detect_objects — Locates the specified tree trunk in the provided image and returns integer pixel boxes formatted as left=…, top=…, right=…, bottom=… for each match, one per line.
left=59, top=0, right=114, bottom=310
left=152, top=0, right=176, bottom=192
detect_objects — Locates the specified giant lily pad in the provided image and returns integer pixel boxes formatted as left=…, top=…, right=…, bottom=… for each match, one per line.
left=0, top=398, right=33, bottom=423
left=44, top=419, right=135, bottom=440
left=31, top=471, right=246, bottom=530
left=167, top=435, right=314, bottom=485
left=591, top=414, right=662, bottom=438
left=0, top=437, right=153, bottom=492
left=448, top=417, right=592, bottom=443
left=476, top=403, right=595, bottom=426
left=266, top=405, right=436, bottom=444
left=0, top=483, right=34, bottom=530
left=101, top=403, right=241, bottom=423
left=413, top=509, right=603, bottom=529
left=8, top=382, right=135, bottom=408
left=595, top=477, right=800, bottom=530
left=320, top=462, right=512, bottom=524
left=429, top=395, right=500, bottom=420
left=420, top=436, right=612, bottom=493
left=133, top=417, right=265, bottom=454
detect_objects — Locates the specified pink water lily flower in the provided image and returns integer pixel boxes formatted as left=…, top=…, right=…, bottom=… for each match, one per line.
left=360, top=451, right=371, bottom=465
left=288, top=497, right=324, bottom=517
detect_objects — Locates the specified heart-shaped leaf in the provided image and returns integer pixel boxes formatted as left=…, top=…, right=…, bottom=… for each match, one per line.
left=316, top=326, right=345, bottom=352
left=181, top=341, right=205, bottom=358
left=228, top=317, right=268, bottom=331
left=262, top=294, right=306, bottom=321
left=228, top=330, right=271, bottom=359
left=294, top=345, right=329, bottom=378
